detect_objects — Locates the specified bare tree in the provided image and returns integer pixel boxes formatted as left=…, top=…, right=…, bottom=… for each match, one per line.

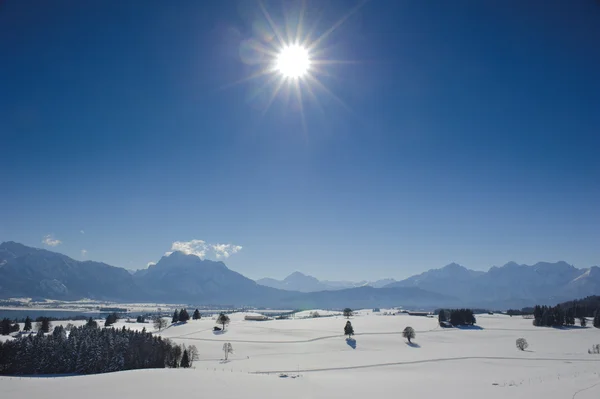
left=153, top=317, right=168, bottom=332
left=223, top=342, right=233, bottom=360
left=187, top=344, right=199, bottom=365
left=402, top=326, right=415, bottom=343
left=516, top=338, right=528, bottom=351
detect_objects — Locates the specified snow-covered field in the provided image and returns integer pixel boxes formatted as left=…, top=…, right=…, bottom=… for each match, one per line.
left=3, top=312, right=600, bottom=398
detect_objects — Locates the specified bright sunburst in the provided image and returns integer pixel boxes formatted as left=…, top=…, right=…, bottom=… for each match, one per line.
left=220, top=1, right=365, bottom=130
left=275, top=45, right=310, bottom=79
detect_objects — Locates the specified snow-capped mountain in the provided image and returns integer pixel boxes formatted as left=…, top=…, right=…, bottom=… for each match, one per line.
left=386, top=261, right=600, bottom=307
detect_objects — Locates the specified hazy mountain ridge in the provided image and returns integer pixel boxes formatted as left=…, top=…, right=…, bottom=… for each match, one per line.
left=385, top=261, right=600, bottom=307
left=0, top=242, right=446, bottom=308
left=256, top=272, right=396, bottom=292
left=1, top=242, right=598, bottom=308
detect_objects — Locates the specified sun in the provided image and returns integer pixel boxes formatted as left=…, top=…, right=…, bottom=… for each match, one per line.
left=275, top=44, right=310, bottom=78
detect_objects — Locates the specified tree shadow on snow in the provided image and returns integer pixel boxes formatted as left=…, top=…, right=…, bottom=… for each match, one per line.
left=455, top=325, right=483, bottom=330
left=213, top=329, right=227, bottom=335
left=405, top=342, right=421, bottom=348
left=219, top=359, right=231, bottom=364
left=551, top=325, right=587, bottom=330
left=346, top=338, right=357, bottom=349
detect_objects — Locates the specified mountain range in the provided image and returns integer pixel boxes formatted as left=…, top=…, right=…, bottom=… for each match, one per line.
left=1, top=241, right=599, bottom=309
left=256, top=272, right=395, bottom=292
left=0, top=242, right=450, bottom=308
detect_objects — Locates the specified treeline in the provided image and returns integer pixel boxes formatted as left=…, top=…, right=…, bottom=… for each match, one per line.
left=508, top=297, right=600, bottom=319
left=0, top=324, right=195, bottom=375
left=557, top=296, right=600, bottom=317
left=532, top=304, right=600, bottom=328
left=171, top=308, right=201, bottom=323
left=438, top=309, right=476, bottom=326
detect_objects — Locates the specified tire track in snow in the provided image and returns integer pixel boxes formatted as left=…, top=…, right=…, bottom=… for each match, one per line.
left=572, top=380, right=600, bottom=399
left=169, top=327, right=440, bottom=343
left=250, top=356, right=600, bottom=374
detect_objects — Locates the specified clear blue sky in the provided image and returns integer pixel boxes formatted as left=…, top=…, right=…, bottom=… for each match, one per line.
left=1, top=1, right=599, bottom=281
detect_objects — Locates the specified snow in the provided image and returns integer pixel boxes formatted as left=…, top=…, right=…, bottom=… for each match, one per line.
left=3, top=311, right=600, bottom=398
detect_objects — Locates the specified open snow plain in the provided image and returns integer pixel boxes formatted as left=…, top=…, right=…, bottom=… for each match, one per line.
left=3, top=311, right=600, bottom=398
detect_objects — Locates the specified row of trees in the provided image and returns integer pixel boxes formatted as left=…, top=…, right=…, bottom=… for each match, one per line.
left=438, top=309, right=476, bottom=326
left=171, top=309, right=202, bottom=324
left=0, top=324, right=197, bottom=375
left=531, top=305, right=594, bottom=327
left=1, top=317, right=51, bottom=335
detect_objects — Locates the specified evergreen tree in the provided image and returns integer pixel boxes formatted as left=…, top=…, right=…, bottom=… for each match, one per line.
left=192, top=309, right=201, bottom=320
left=178, top=309, right=190, bottom=322
left=0, top=318, right=11, bottom=335
left=180, top=349, right=191, bottom=368
left=343, top=308, right=353, bottom=318
left=438, top=310, right=447, bottom=324
left=565, top=307, right=574, bottom=326
left=217, top=313, right=230, bottom=331
left=24, top=316, right=32, bottom=332
left=105, top=313, right=118, bottom=327
left=593, top=309, right=600, bottom=328
left=580, top=317, right=587, bottom=327
left=86, top=317, right=98, bottom=329
left=37, top=317, right=52, bottom=333
left=344, top=321, right=354, bottom=338
left=402, top=326, right=415, bottom=343
left=172, top=310, right=180, bottom=324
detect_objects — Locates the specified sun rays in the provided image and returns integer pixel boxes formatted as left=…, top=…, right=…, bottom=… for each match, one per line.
left=219, top=0, right=366, bottom=133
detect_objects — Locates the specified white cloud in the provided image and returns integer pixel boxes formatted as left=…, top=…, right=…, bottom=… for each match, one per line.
left=212, top=243, right=243, bottom=259
left=81, top=249, right=87, bottom=258
left=169, top=239, right=242, bottom=260
left=80, top=230, right=85, bottom=234
left=42, top=234, right=62, bottom=247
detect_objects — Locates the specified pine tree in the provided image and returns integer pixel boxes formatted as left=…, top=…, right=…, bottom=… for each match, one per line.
left=0, top=318, right=11, bottom=335
left=344, top=321, right=354, bottom=338
left=438, top=310, right=447, bottom=324
left=343, top=308, right=353, bottom=318
left=37, top=317, right=52, bottom=333
left=593, top=309, right=600, bottom=328
left=180, top=349, right=191, bottom=368
left=85, top=317, right=97, bottom=329
left=179, top=309, right=190, bottom=322
left=105, top=313, right=117, bottom=327
left=172, top=310, right=180, bottom=324
left=580, top=317, right=587, bottom=327
left=24, top=316, right=32, bottom=332
left=193, top=309, right=201, bottom=320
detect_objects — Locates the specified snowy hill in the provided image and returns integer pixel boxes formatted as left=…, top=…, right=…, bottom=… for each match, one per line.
left=4, top=312, right=600, bottom=399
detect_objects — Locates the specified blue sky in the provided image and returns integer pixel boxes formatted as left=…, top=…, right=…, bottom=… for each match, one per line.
left=1, top=1, right=599, bottom=281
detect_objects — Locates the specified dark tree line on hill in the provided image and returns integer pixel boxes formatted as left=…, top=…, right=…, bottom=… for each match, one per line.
left=0, top=324, right=192, bottom=375
left=556, top=296, right=600, bottom=317
left=438, top=309, right=476, bottom=326
left=531, top=304, right=596, bottom=327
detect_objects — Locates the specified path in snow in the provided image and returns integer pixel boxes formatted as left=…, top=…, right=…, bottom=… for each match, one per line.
left=250, top=355, right=600, bottom=374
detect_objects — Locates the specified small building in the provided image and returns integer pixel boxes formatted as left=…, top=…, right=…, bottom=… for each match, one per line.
left=407, top=311, right=431, bottom=317
left=244, top=314, right=269, bottom=321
